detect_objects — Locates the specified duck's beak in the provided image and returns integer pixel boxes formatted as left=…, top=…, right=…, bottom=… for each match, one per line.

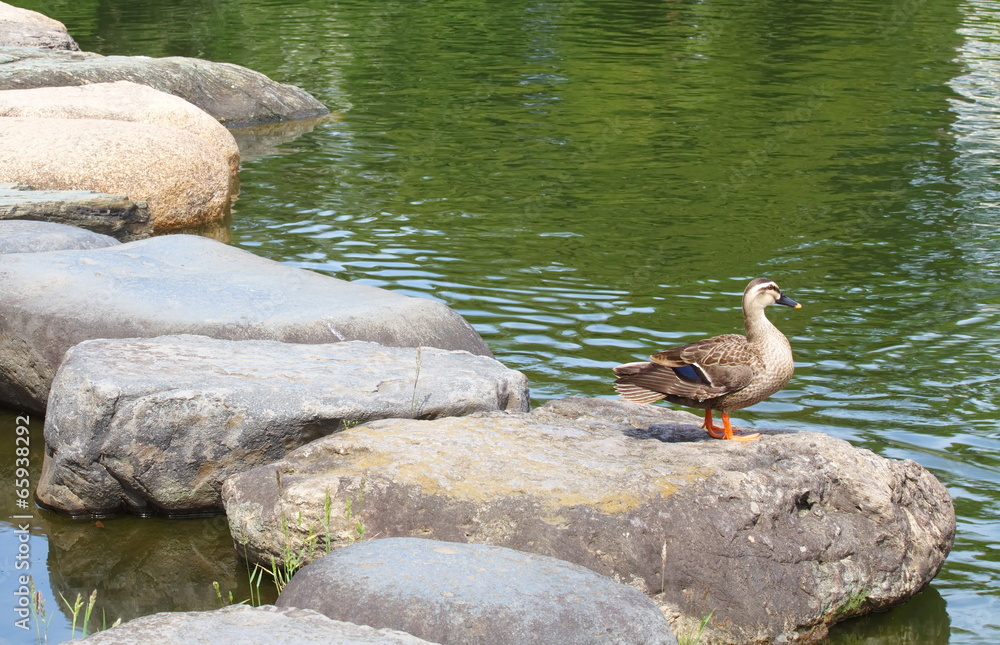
left=776, top=293, right=801, bottom=308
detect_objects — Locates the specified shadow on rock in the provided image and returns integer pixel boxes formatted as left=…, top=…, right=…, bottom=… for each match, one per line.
left=625, top=423, right=799, bottom=443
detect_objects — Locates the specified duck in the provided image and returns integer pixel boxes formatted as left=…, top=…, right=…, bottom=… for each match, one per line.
left=613, top=278, right=801, bottom=441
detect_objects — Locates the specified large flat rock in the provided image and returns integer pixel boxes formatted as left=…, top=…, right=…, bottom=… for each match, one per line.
left=0, top=234, right=491, bottom=412
left=36, top=335, right=528, bottom=517
left=223, top=397, right=955, bottom=645
left=0, top=47, right=327, bottom=127
left=276, top=537, right=676, bottom=645
left=0, top=185, right=152, bottom=240
left=0, top=219, right=120, bottom=253
left=77, top=604, right=437, bottom=645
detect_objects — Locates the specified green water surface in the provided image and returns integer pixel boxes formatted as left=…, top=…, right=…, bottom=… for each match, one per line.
left=2, top=0, right=999, bottom=642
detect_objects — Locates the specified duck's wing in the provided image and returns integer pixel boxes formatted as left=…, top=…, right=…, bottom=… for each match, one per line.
left=646, top=334, right=757, bottom=398
left=614, top=358, right=741, bottom=404
left=614, top=334, right=759, bottom=403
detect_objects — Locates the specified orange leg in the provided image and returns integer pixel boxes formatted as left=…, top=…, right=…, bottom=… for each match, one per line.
left=702, top=410, right=760, bottom=442
left=703, top=409, right=726, bottom=439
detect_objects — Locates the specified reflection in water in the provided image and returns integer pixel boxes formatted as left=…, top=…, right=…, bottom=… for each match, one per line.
left=43, top=514, right=275, bottom=632
left=826, top=586, right=951, bottom=645
left=230, top=114, right=340, bottom=161
left=165, top=212, right=233, bottom=243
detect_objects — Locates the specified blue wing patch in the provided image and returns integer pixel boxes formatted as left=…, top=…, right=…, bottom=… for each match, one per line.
left=672, top=364, right=704, bottom=384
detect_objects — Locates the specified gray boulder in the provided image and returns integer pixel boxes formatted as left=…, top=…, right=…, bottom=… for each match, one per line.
left=224, top=397, right=955, bottom=645
left=0, top=185, right=152, bottom=240
left=0, top=47, right=327, bottom=127
left=0, top=219, right=119, bottom=253
left=276, top=537, right=677, bottom=645
left=36, top=335, right=528, bottom=517
left=77, top=604, right=437, bottom=645
left=0, top=234, right=490, bottom=412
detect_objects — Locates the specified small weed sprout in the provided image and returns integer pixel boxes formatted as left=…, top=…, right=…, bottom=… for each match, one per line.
left=58, top=589, right=110, bottom=640
left=102, top=612, right=121, bottom=632
left=678, top=611, right=714, bottom=645
left=344, top=496, right=367, bottom=541
left=231, top=482, right=373, bottom=603
left=58, top=592, right=83, bottom=638
left=212, top=581, right=235, bottom=606
left=323, top=490, right=334, bottom=554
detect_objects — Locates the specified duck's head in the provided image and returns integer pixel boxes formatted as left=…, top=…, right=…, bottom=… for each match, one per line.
left=744, top=277, right=801, bottom=310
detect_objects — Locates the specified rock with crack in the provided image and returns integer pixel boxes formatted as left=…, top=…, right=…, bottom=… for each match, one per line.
left=35, top=335, right=527, bottom=517
left=76, top=604, right=438, bottom=645
left=0, top=234, right=491, bottom=412
left=276, top=537, right=677, bottom=645
left=223, top=397, right=955, bottom=645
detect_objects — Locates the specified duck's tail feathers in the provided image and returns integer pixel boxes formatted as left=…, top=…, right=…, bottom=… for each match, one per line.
left=613, top=361, right=668, bottom=403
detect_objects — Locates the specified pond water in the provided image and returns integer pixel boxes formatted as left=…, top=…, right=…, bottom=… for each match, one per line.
left=2, top=0, right=999, bottom=642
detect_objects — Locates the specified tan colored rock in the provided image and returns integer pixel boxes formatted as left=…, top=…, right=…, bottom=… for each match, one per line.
left=0, top=2, right=66, bottom=29
left=0, top=117, right=232, bottom=230
left=0, top=1, right=78, bottom=50
left=0, top=82, right=239, bottom=173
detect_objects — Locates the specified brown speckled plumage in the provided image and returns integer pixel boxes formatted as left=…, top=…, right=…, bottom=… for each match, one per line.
left=613, top=278, right=800, bottom=440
